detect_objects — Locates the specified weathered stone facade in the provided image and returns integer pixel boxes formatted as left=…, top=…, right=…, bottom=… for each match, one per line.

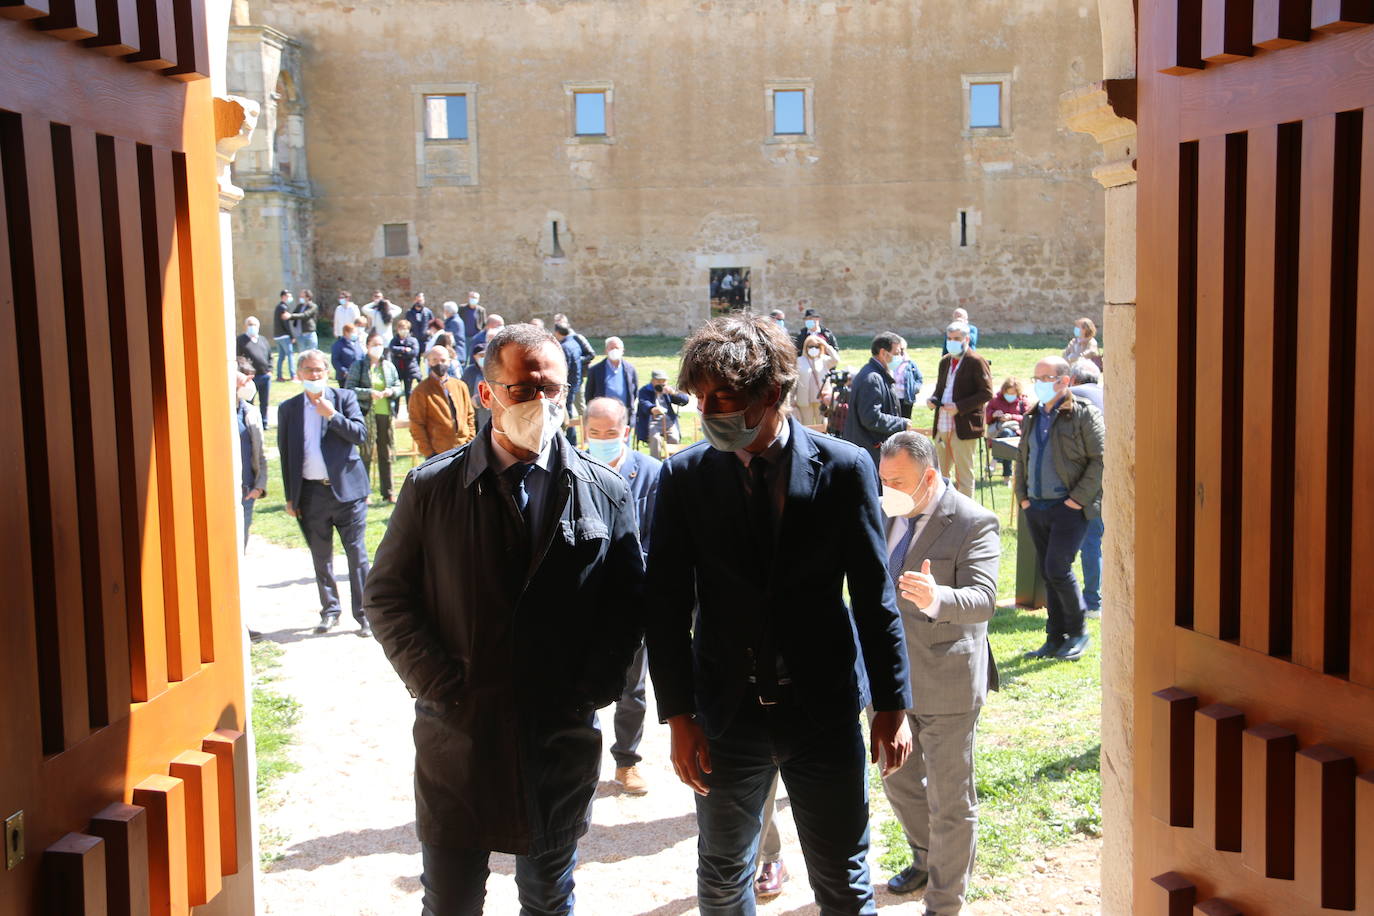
left=227, top=14, right=315, bottom=329
left=232, top=0, right=1105, bottom=337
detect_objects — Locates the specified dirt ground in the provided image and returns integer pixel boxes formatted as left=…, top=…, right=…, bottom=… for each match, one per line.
left=244, top=536, right=1102, bottom=915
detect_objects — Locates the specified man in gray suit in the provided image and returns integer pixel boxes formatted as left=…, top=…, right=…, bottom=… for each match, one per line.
left=876, top=431, right=1000, bottom=914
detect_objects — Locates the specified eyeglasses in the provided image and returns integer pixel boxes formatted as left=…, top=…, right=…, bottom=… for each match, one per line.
left=1031, top=374, right=1064, bottom=383
left=488, top=381, right=570, bottom=402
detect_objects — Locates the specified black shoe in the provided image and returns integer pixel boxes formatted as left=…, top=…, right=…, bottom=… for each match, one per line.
left=1055, top=633, right=1092, bottom=660
left=887, top=865, right=930, bottom=895
left=1024, top=637, right=1065, bottom=659
left=314, top=615, right=339, bottom=634
left=357, top=622, right=373, bottom=638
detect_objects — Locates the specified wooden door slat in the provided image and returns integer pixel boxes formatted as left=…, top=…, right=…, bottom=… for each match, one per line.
left=123, top=0, right=174, bottom=70
left=1153, top=688, right=1199, bottom=826
left=0, top=0, right=51, bottom=20
left=167, top=750, right=220, bottom=907
left=160, top=0, right=206, bottom=81
left=138, top=143, right=200, bottom=682
left=200, top=730, right=243, bottom=877
left=1310, top=0, right=1374, bottom=29
left=1152, top=872, right=1198, bottom=915
left=1239, top=123, right=1280, bottom=655
left=1193, top=135, right=1230, bottom=639
left=1163, top=0, right=1207, bottom=72
left=43, top=832, right=107, bottom=915
left=67, top=124, right=133, bottom=729
left=1193, top=901, right=1241, bottom=916
left=33, top=0, right=98, bottom=39
left=1195, top=703, right=1245, bottom=851
left=131, top=775, right=188, bottom=916
left=1242, top=723, right=1297, bottom=880
left=1295, top=744, right=1357, bottom=910
left=88, top=803, right=151, bottom=916
left=22, top=111, right=90, bottom=751
left=1292, top=113, right=1336, bottom=674
left=1253, top=0, right=1312, bottom=45
left=84, top=0, right=140, bottom=56
left=0, top=106, right=44, bottom=826
left=1203, top=0, right=1255, bottom=61
left=103, top=134, right=168, bottom=703
left=1351, top=106, right=1374, bottom=691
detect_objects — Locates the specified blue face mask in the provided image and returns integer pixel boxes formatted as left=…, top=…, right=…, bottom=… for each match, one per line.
left=1073, top=327, right=1083, bottom=338
left=805, top=319, right=817, bottom=330
left=586, top=436, right=624, bottom=464
left=1003, top=392, right=1018, bottom=403
left=1034, top=380, right=1058, bottom=404
left=702, top=408, right=763, bottom=452
left=946, top=339, right=964, bottom=356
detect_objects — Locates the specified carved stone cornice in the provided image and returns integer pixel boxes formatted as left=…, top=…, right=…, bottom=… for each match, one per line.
left=1061, top=79, right=1138, bottom=189
left=214, top=95, right=259, bottom=212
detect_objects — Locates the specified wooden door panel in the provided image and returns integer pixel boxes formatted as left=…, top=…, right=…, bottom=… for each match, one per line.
left=1138, top=3, right=1374, bottom=912
left=0, top=11, right=249, bottom=916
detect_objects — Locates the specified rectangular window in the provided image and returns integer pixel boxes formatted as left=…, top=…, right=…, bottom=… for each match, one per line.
left=424, top=94, right=468, bottom=140
left=574, top=92, right=607, bottom=136
left=773, top=89, right=806, bottom=135
left=383, top=224, right=409, bottom=257
left=968, top=83, right=1001, bottom=128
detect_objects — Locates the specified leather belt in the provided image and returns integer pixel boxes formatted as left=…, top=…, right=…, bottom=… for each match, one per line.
left=307, top=477, right=332, bottom=487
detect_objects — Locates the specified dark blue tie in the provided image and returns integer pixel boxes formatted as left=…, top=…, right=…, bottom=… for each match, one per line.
left=504, top=462, right=534, bottom=519
left=887, top=516, right=920, bottom=588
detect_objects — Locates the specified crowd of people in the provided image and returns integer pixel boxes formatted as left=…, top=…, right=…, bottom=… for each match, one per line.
left=235, top=294, right=1106, bottom=915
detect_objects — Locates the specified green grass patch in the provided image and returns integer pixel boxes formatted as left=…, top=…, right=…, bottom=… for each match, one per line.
left=252, top=640, right=301, bottom=796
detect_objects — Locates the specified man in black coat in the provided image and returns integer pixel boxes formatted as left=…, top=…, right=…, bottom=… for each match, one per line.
left=793, top=307, right=839, bottom=354
left=365, top=324, right=644, bottom=914
left=278, top=349, right=372, bottom=635
left=236, top=315, right=272, bottom=427
left=647, top=313, right=912, bottom=915
left=842, top=331, right=914, bottom=466
left=404, top=292, right=435, bottom=352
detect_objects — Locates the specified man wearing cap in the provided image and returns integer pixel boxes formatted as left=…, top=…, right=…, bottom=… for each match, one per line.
left=636, top=369, right=690, bottom=459
left=794, top=308, right=839, bottom=354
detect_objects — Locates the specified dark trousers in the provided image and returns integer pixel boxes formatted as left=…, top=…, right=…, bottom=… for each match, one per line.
left=296, top=480, right=370, bottom=622
left=1024, top=500, right=1089, bottom=640
left=253, top=373, right=271, bottom=427
left=610, top=641, right=647, bottom=768
left=362, top=412, right=396, bottom=499
left=420, top=841, right=577, bottom=916
left=696, top=699, right=876, bottom=915
left=1080, top=515, right=1104, bottom=611
left=402, top=376, right=415, bottom=399
left=241, top=495, right=256, bottom=548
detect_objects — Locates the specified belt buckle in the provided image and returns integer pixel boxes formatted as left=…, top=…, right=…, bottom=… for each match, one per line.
left=758, top=696, right=777, bottom=706
left=320, top=477, right=331, bottom=486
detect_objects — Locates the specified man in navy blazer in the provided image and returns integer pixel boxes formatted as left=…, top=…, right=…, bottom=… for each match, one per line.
left=843, top=331, right=915, bottom=467
left=585, top=396, right=662, bottom=796
left=278, top=349, right=373, bottom=635
left=646, top=314, right=913, bottom=915
left=584, top=336, right=639, bottom=414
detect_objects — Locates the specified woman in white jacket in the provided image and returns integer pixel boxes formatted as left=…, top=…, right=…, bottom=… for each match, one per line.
left=795, top=334, right=840, bottom=427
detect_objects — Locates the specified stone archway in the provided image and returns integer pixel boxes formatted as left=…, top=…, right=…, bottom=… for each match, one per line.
left=1062, top=2, right=1136, bottom=913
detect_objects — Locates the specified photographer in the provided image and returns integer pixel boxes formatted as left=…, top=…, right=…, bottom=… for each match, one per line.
left=796, top=334, right=839, bottom=427
left=635, top=369, right=689, bottom=459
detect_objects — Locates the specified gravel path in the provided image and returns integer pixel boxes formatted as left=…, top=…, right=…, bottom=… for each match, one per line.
left=245, top=535, right=1101, bottom=915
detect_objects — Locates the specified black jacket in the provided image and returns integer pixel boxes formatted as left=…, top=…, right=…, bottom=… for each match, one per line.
left=291, top=299, right=319, bottom=333
left=272, top=301, right=296, bottom=338
left=645, top=419, right=911, bottom=738
left=794, top=324, right=838, bottom=354
left=236, top=333, right=271, bottom=376
left=365, top=431, right=645, bottom=853
left=842, top=356, right=908, bottom=456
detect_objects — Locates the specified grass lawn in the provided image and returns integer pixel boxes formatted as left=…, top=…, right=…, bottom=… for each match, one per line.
left=251, top=330, right=1102, bottom=890
left=251, top=640, right=302, bottom=865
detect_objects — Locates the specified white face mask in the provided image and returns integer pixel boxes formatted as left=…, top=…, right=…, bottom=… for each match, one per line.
left=807, top=347, right=820, bottom=359
left=880, top=486, right=916, bottom=518
left=368, top=345, right=384, bottom=359
left=607, top=347, right=624, bottom=363
left=237, top=382, right=256, bottom=402
left=493, top=392, right=564, bottom=454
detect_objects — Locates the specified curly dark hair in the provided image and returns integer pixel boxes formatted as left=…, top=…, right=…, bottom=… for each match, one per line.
left=678, top=312, right=798, bottom=406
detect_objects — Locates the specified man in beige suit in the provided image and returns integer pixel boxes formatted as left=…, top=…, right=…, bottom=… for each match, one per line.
left=876, top=431, right=1000, bottom=915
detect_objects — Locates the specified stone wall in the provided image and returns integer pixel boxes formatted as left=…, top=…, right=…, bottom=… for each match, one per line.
left=240, top=0, right=1105, bottom=338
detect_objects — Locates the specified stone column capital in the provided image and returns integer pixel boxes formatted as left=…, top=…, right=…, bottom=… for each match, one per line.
left=214, top=95, right=260, bottom=211
left=1061, top=79, right=1138, bottom=190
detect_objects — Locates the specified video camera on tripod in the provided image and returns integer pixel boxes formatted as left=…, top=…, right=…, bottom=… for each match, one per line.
left=820, top=367, right=853, bottom=436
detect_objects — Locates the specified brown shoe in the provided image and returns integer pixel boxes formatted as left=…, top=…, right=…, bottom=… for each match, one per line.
left=755, top=860, right=788, bottom=899
left=614, top=765, right=648, bottom=795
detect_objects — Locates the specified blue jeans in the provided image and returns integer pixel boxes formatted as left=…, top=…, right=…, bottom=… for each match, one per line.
left=420, top=841, right=577, bottom=915
left=1080, top=515, right=1105, bottom=610
left=610, top=641, right=647, bottom=767
left=696, top=698, right=876, bottom=915
left=298, top=330, right=318, bottom=353
left=253, top=373, right=271, bottom=427
left=274, top=335, right=294, bottom=379
left=1024, top=500, right=1089, bottom=639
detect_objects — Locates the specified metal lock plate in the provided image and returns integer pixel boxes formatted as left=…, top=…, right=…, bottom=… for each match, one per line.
left=4, top=811, right=22, bottom=870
